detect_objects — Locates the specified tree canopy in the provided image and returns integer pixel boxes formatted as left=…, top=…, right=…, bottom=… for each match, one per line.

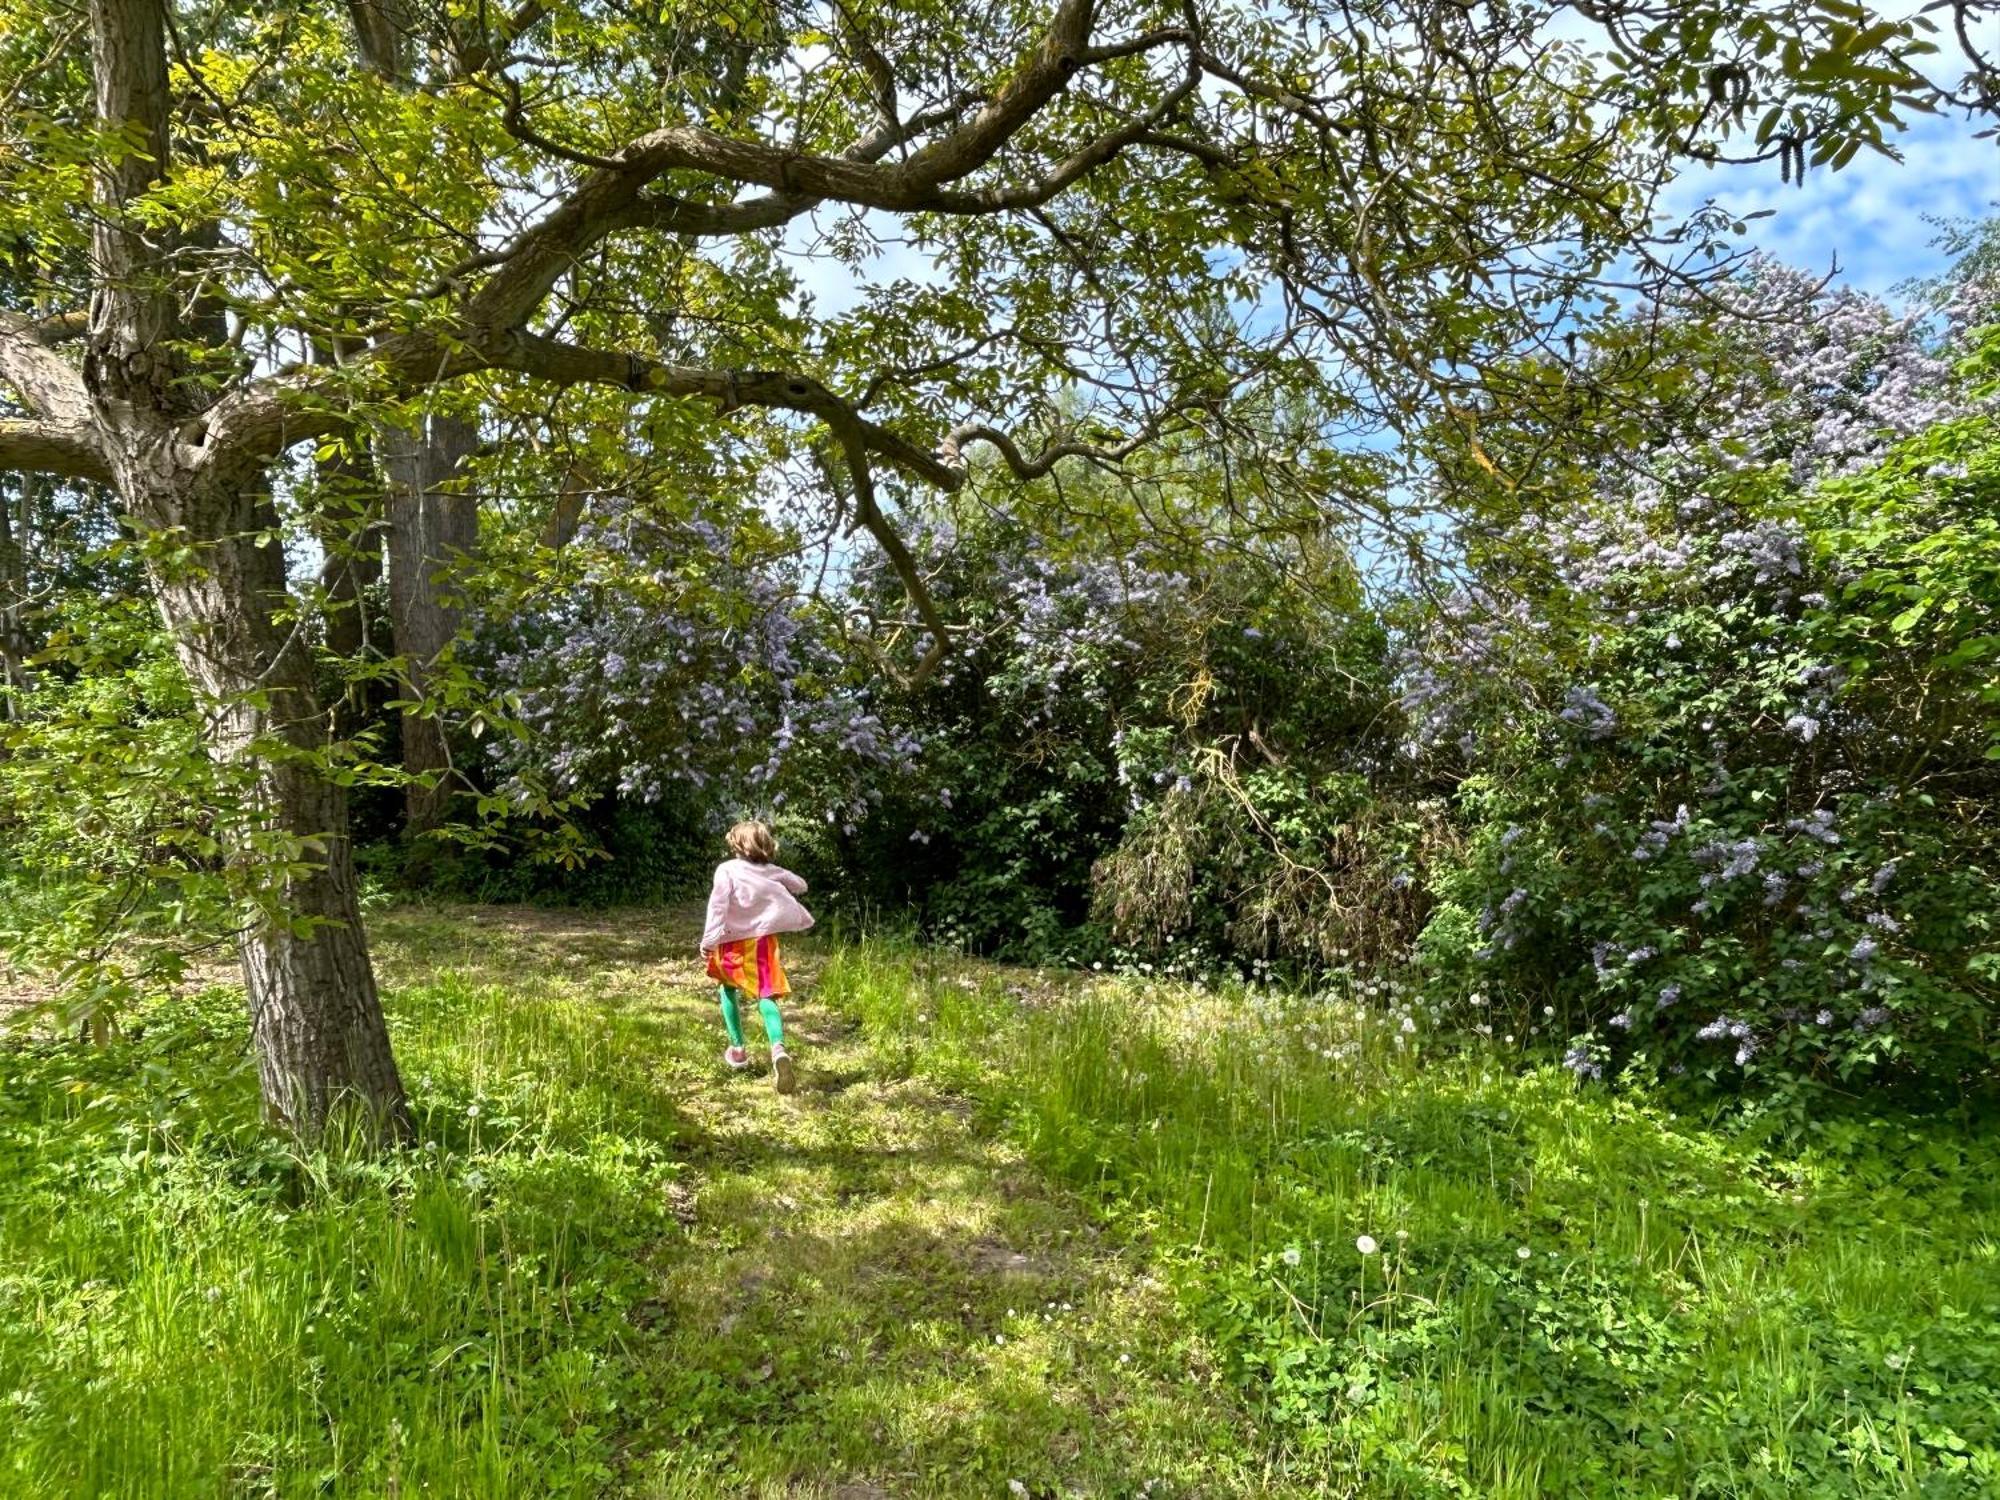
left=1, top=0, right=1995, bottom=1136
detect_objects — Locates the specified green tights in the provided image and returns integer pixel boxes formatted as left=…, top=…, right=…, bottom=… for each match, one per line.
left=718, top=985, right=784, bottom=1049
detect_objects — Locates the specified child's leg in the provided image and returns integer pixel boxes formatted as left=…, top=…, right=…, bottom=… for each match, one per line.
left=717, top=985, right=747, bottom=1049
left=752, top=938, right=788, bottom=1048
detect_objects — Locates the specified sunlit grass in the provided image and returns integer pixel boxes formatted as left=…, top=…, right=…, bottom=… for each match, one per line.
left=4, top=906, right=1995, bottom=1497
left=0, top=961, right=680, bottom=1499
left=824, top=937, right=2000, bottom=1498
left=0, top=906, right=1270, bottom=1499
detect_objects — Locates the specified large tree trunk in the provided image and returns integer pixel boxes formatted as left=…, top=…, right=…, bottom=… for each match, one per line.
left=67, top=0, right=409, bottom=1143
left=336, top=0, right=483, bottom=842
left=383, top=414, right=479, bottom=837
left=143, top=469, right=411, bottom=1141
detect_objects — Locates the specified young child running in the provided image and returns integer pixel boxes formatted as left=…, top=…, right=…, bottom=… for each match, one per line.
left=700, top=820, right=814, bottom=1094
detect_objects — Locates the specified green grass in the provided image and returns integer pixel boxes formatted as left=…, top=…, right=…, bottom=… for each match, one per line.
left=822, top=940, right=2000, bottom=1498
left=2, top=906, right=1997, bottom=1497
left=0, top=906, right=1267, bottom=1498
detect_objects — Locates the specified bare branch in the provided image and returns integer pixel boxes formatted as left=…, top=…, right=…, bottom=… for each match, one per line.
left=449, top=0, right=1103, bottom=332
left=485, top=329, right=964, bottom=491
left=191, top=1, right=1191, bottom=488
left=598, top=189, right=822, bottom=240
left=828, top=422, right=953, bottom=689
left=0, top=313, right=93, bottom=427
left=940, top=402, right=1200, bottom=479
left=0, top=419, right=113, bottom=483
left=860, top=326, right=1021, bottom=406
left=28, top=310, right=91, bottom=345
left=588, top=88, right=993, bottom=248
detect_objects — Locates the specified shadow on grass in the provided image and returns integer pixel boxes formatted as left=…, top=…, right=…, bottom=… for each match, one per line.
left=0, top=905, right=1269, bottom=1500
left=619, top=1184, right=1236, bottom=1499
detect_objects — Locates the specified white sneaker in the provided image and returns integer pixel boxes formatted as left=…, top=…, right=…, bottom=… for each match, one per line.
left=723, top=1045, right=751, bottom=1071
left=770, top=1044, right=797, bottom=1095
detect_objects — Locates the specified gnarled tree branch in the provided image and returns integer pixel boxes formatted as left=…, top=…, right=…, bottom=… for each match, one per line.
left=0, top=314, right=94, bottom=426
left=940, top=400, right=1201, bottom=479
left=0, top=419, right=112, bottom=483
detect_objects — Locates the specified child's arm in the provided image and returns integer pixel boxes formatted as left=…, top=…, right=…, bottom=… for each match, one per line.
left=771, top=865, right=808, bottom=895
left=700, top=866, right=731, bottom=952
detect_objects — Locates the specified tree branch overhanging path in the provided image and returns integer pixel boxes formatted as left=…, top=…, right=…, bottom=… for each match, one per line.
left=0, top=0, right=1991, bottom=1140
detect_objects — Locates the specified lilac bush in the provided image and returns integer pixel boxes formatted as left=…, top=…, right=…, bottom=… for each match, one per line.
left=466, top=498, right=918, bottom=860
left=1405, top=263, right=2000, bottom=1102
left=824, top=514, right=1205, bottom=954
left=824, top=508, right=1415, bottom=965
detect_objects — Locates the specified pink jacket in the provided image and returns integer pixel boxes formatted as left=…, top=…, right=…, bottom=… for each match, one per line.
left=701, top=858, right=815, bottom=953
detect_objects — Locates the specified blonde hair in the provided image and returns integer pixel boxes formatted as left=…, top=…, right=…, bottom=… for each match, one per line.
left=726, top=819, right=777, bottom=864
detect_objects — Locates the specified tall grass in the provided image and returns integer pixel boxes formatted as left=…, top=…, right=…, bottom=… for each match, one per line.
left=824, top=939, right=2000, bottom=1497
left=6, top=914, right=1997, bottom=1497
left=0, top=970, right=681, bottom=1499
left=2, top=908, right=1273, bottom=1500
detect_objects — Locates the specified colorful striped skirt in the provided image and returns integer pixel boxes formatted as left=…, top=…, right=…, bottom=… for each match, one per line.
left=706, top=935, right=790, bottom=998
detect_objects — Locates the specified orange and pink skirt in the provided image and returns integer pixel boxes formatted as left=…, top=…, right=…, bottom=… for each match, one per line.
left=706, top=935, right=790, bottom=998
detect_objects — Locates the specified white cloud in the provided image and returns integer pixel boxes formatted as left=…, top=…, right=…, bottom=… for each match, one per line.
left=1660, top=114, right=1999, bottom=293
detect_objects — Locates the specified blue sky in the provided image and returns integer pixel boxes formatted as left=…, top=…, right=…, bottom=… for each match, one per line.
left=782, top=104, right=1997, bottom=316
left=1660, top=111, right=1998, bottom=295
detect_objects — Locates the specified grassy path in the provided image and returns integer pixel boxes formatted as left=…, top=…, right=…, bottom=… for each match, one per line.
left=10, top=904, right=1993, bottom=1497
left=370, top=906, right=1278, bottom=1498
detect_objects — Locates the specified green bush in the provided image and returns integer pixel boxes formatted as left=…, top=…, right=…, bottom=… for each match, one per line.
left=1410, top=349, right=2000, bottom=1108
left=393, top=791, right=719, bottom=908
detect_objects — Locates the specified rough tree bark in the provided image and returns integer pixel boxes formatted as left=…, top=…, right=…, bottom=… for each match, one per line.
left=138, top=471, right=410, bottom=1138
left=341, top=2, right=485, bottom=841
left=67, top=0, right=410, bottom=1140
left=0, top=475, right=30, bottom=714
left=383, top=415, right=479, bottom=836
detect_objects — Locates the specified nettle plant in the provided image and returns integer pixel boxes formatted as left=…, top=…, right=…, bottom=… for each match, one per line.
left=1410, top=273, right=2000, bottom=1102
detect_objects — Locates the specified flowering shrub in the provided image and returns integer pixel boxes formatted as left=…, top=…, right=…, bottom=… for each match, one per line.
left=1407, top=291, right=2000, bottom=1103
left=1087, top=588, right=1437, bottom=975
left=815, top=504, right=1433, bottom=966
left=454, top=496, right=920, bottom=897
left=434, top=250, right=2000, bottom=1110
left=817, top=515, right=1193, bottom=956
